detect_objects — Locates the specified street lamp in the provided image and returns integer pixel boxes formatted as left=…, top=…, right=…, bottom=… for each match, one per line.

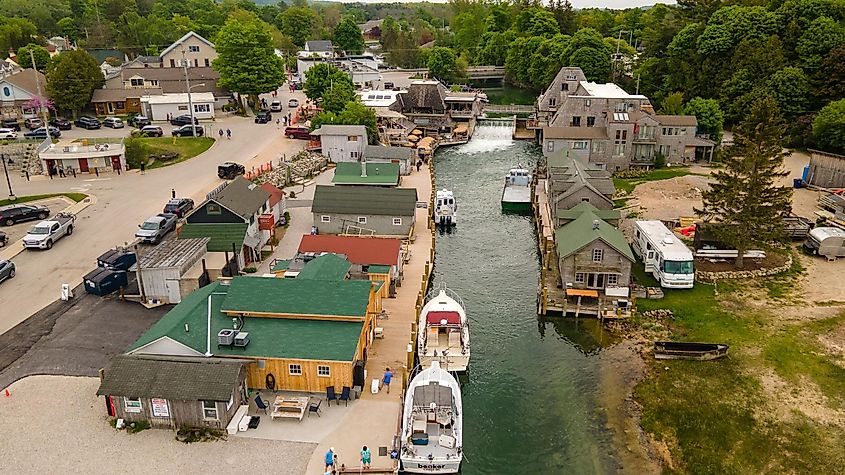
left=187, top=82, right=206, bottom=135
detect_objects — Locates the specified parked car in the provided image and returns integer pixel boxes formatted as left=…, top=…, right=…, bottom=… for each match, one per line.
left=128, top=115, right=151, bottom=127
left=270, top=100, right=283, bottom=112
left=288, top=98, right=299, bottom=108
left=255, top=110, right=272, bottom=124
left=0, top=204, right=49, bottom=226
left=284, top=126, right=311, bottom=140
left=2, top=118, right=20, bottom=131
left=0, top=128, right=18, bottom=139
left=22, top=212, right=75, bottom=250
left=383, top=81, right=394, bottom=90
left=218, top=162, right=245, bottom=179
left=163, top=198, right=194, bottom=217
left=170, top=114, right=198, bottom=126
left=74, top=116, right=101, bottom=129
left=103, top=116, right=125, bottom=128
left=0, top=259, right=14, bottom=283
left=138, top=125, right=163, bottom=137
left=49, top=117, right=72, bottom=130
left=24, top=118, right=43, bottom=130
left=0, top=230, right=7, bottom=246
left=172, top=124, right=203, bottom=137
left=23, top=126, right=61, bottom=139
left=135, top=213, right=178, bottom=244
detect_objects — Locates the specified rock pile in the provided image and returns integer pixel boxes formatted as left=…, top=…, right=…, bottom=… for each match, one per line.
left=252, top=151, right=328, bottom=187
left=696, top=254, right=793, bottom=281
left=640, top=309, right=674, bottom=320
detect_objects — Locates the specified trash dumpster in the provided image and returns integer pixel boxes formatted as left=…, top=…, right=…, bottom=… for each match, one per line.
left=97, top=249, right=136, bottom=271
left=84, top=268, right=128, bottom=296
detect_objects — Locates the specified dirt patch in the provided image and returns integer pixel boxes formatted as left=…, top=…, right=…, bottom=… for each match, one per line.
left=798, top=253, right=845, bottom=304
left=628, top=175, right=713, bottom=221
left=817, top=323, right=845, bottom=368
left=756, top=368, right=845, bottom=428
left=695, top=252, right=788, bottom=273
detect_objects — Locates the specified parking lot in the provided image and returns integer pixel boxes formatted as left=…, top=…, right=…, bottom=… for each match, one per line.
left=0, top=197, right=73, bottom=244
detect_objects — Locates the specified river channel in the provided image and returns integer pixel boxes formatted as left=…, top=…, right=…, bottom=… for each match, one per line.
left=431, top=124, right=624, bottom=474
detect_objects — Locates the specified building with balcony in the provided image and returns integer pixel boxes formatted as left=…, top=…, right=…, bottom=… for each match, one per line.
left=392, top=81, right=482, bottom=136
left=38, top=138, right=126, bottom=176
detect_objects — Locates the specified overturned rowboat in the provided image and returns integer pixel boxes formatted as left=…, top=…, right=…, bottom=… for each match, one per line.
left=653, top=341, right=729, bottom=361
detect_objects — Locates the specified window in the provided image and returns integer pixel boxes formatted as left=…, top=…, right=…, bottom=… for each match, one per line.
left=194, top=59, right=198, bottom=67
left=591, top=141, right=604, bottom=153
left=177, top=105, right=188, bottom=111
left=204, top=58, right=210, bottom=67
left=317, top=365, right=331, bottom=377
left=549, top=98, right=556, bottom=107
left=574, top=272, right=585, bottom=284
left=593, top=249, right=604, bottom=262
left=194, top=104, right=210, bottom=113
left=226, top=394, right=234, bottom=411
left=607, top=274, right=619, bottom=286
left=188, top=45, right=200, bottom=53
left=170, top=59, right=176, bottom=67
left=2, top=86, right=9, bottom=96
left=289, top=364, right=302, bottom=375
left=546, top=141, right=554, bottom=152
left=571, top=116, right=581, bottom=127
left=572, top=141, right=588, bottom=150
left=614, top=130, right=627, bottom=156
left=347, top=135, right=359, bottom=141
left=581, top=197, right=590, bottom=202
left=587, top=116, right=595, bottom=127
left=202, top=400, right=218, bottom=420
left=357, top=216, right=367, bottom=224
left=585, top=99, right=591, bottom=107
left=207, top=203, right=221, bottom=215
left=351, top=151, right=359, bottom=159
left=130, top=78, right=144, bottom=87
left=561, top=83, right=568, bottom=91
left=115, top=101, right=125, bottom=110
left=150, top=80, right=158, bottom=86
left=321, top=215, right=331, bottom=223
left=124, top=397, right=142, bottom=413
left=392, top=217, right=402, bottom=225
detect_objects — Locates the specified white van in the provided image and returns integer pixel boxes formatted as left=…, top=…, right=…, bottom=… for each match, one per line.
left=632, top=221, right=695, bottom=289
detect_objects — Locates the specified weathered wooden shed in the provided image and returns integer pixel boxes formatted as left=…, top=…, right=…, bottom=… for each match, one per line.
left=96, top=355, right=247, bottom=430
left=808, top=149, right=845, bottom=188
left=135, top=237, right=210, bottom=304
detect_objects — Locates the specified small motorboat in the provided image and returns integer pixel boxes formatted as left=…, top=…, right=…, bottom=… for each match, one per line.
left=653, top=341, right=729, bottom=361
left=400, top=361, right=463, bottom=474
left=434, top=189, right=457, bottom=226
left=418, top=286, right=470, bottom=372
left=501, top=166, right=531, bottom=212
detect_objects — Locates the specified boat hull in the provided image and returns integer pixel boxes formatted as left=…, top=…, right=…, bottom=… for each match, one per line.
left=653, top=341, right=729, bottom=361
left=419, top=354, right=470, bottom=373
left=401, top=458, right=462, bottom=474
left=501, top=200, right=531, bottom=212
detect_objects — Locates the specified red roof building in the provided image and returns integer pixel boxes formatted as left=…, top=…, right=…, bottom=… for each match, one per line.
left=297, top=235, right=402, bottom=266
left=259, top=183, right=285, bottom=207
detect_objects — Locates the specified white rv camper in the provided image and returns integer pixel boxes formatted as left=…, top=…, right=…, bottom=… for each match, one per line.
left=632, top=221, right=695, bottom=289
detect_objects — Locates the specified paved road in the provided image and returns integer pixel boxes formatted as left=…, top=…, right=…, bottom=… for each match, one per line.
left=0, top=89, right=307, bottom=334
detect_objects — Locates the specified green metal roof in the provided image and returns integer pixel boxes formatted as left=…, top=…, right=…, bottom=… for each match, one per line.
left=178, top=223, right=247, bottom=252
left=312, top=185, right=417, bottom=216
left=554, top=209, right=635, bottom=261
left=271, top=259, right=291, bottom=271
left=221, top=276, right=370, bottom=317
left=297, top=254, right=352, bottom=281
left=556, top=202, right=621, bottom=222
left=368, top=265, right=391, bottom=274
left=332, top=162, right=401, bottom=186
left=128, top=282, right=364, bottom=361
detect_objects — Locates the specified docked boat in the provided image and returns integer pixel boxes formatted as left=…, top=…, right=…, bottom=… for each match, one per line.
left=653, top=341, right=729, bottom=361
left=501, top=166, right=532, bottom=212
left=418, top=287, right=469, bottom=372
left=400, top=361, right=463, bottom=474
left=434, top=189, right=457, bottom=226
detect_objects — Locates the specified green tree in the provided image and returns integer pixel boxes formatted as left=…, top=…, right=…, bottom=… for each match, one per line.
left=57, top=17, right=78, bottom=41
left=813, top=99, right=845, bottom=154
left=312, top=101, right=378, bottom=144
left=276, top=6, right=319, bottom=47
left=568, top=47, right=610, bottom=82
left=321, top=82, right=356, bottom=113
left=427, top=46, right=464, bottom=84
left=768, top=67, right=811, bottom=116
left=17, top=43, right=50, bottom=72
left=696, top=96, right=792, bottom=268
left=212, top=14, right=286, bottom=109
left=46, top=50, right=104, bottom=117
left=683, top=97, right=724, bottom=142
left=818, top=44, right=845, bottom=102
left=304, top=63, right=353, bottom=101
left=0, top=16, right=37, bottom=53
left=661, top=92, right=684, bottom=114
left=333, top=17, right=364, bottom=55
left=796, top=16, right=845, bottom=70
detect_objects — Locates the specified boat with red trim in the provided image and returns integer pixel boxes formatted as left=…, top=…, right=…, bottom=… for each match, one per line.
left=418, top=286, right=470, bottom=372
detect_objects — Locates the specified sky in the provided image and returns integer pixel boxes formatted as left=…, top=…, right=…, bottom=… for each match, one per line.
left=325, top=0, right=677, bottom=9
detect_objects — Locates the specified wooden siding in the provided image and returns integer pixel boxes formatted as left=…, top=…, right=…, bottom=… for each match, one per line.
left=808, top=150, right=845, bottom=188
left=369, top=272, right=390, bottom=298
left=244, top=357, right=354, bottom=392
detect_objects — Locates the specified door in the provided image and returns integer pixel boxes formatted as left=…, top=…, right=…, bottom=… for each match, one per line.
left=45, top=159, right=55, bottom=176
left=587, top=273, right=605, bottom=289
left=165, top=279, right=181, bottom=303
left=78, top=158, right=89, bottom=172
left=645, top=250, right=655, bottom=271
left=111, top=156, right=121, bottom=171
left=107, top=102, right=114, bottom=114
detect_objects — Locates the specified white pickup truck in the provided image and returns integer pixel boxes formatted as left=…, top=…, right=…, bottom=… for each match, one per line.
left=23, top=212, right=75, bottom=250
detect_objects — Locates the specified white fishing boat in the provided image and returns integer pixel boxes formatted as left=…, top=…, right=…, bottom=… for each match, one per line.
left=418, top=287, right=469, bottom=372
left=434, top=189, right=457, bottom=226
left=400, top=361, right=463, bottom=474
left=501, top=166, right=532, bottom=212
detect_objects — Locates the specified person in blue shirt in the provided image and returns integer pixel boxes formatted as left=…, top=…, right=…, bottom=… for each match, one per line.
left=325, top=447, right=335, bottom=472
left=382, top=367, right=394, bottom=393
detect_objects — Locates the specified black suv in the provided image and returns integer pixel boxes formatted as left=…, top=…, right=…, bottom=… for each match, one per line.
left=172, top=124, right=203, bottom=137
left=0, top=204, right=49, bottom=226
left=254, top=110, right=272, bottom=124
left=1, top=118, right=20, bottom=131
left=218, top=162, right=245, bottom=179
left=74, top=116, right=101, bottom=129
left=49, top=118, right=72, bottom=130
left=163, top=198, right=194, bottom=218
left=170, top=115, right=198, bottom=126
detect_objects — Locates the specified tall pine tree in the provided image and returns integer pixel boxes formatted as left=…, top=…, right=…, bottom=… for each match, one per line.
left=696, top=95, right=793, bottom=268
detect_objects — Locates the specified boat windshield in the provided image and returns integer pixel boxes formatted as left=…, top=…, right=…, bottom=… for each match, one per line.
left=29, top=226, right=50, bottom=235
left=664, top=260, right=694, bottom=274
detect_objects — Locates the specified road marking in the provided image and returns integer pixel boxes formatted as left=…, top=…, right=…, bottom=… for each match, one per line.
left=83, top=178, right=112, bottom=182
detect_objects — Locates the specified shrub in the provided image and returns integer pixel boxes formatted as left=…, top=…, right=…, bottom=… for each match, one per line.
left=176, top=427, right=225, bottom=443
left=124, top=138, right=148, bottom=169
left=653, top=153, right=667, bottom=169
left=127, top=420, right=150, bottom=434
left=243, top=266, right=257, bottom=273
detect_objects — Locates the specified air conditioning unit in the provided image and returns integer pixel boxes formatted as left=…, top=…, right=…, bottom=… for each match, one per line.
left=234, top=332, right=250, bottom=347
left=218, top=329, right=235, bottom=346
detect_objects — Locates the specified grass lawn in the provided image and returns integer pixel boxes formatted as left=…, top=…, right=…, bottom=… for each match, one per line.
left=613, top=168, right=704, bottom=195
left=633, top=268, right=845, bottom=473
left=142, top=137, right=215, bottom=169
left=0, top=192, right=87, bottom=207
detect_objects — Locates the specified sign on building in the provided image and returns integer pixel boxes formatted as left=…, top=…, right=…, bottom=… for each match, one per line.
left=151, top=398, right=170, bottom=418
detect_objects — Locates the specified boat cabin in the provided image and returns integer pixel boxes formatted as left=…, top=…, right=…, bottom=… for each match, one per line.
left=505, top=168, right=531, bottom=187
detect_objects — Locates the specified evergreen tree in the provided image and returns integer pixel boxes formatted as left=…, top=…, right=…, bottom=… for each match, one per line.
left=696, top=96, right=792, bottom=268
left=333, top=17, right=364, bottom=55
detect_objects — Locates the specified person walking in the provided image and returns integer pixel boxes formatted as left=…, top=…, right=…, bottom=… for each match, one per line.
left=276, top=118, right=280, bottom=129
left=218, top=129, right=224, bottom=140
left=324, top=447, right=336, bottom=473
left=382, top=367, right=393, bottom=393
left=416, top=160, right=422, bottom=172
left=140, top=161, right=146, bottom=175
left=226, top=128, right=232, bottom=140
left=360, top=446, right=371, bottom=470
left=57, top=164, right=65, bottom=177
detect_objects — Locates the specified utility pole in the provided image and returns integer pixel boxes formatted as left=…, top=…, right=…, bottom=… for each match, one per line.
left=636, top=74, right=641, bottom=95
left=1, top=153, right=14, bottom=200
left=30, top=50, right=50, bottom=128
left=182, top=49, right=196, bottom=133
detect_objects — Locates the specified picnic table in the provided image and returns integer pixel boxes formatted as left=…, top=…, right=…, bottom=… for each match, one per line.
left=271, top=395, right=309, bottom=421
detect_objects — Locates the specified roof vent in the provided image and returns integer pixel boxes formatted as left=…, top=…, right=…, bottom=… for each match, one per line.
left=592, top=220, right=600, bottom=230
